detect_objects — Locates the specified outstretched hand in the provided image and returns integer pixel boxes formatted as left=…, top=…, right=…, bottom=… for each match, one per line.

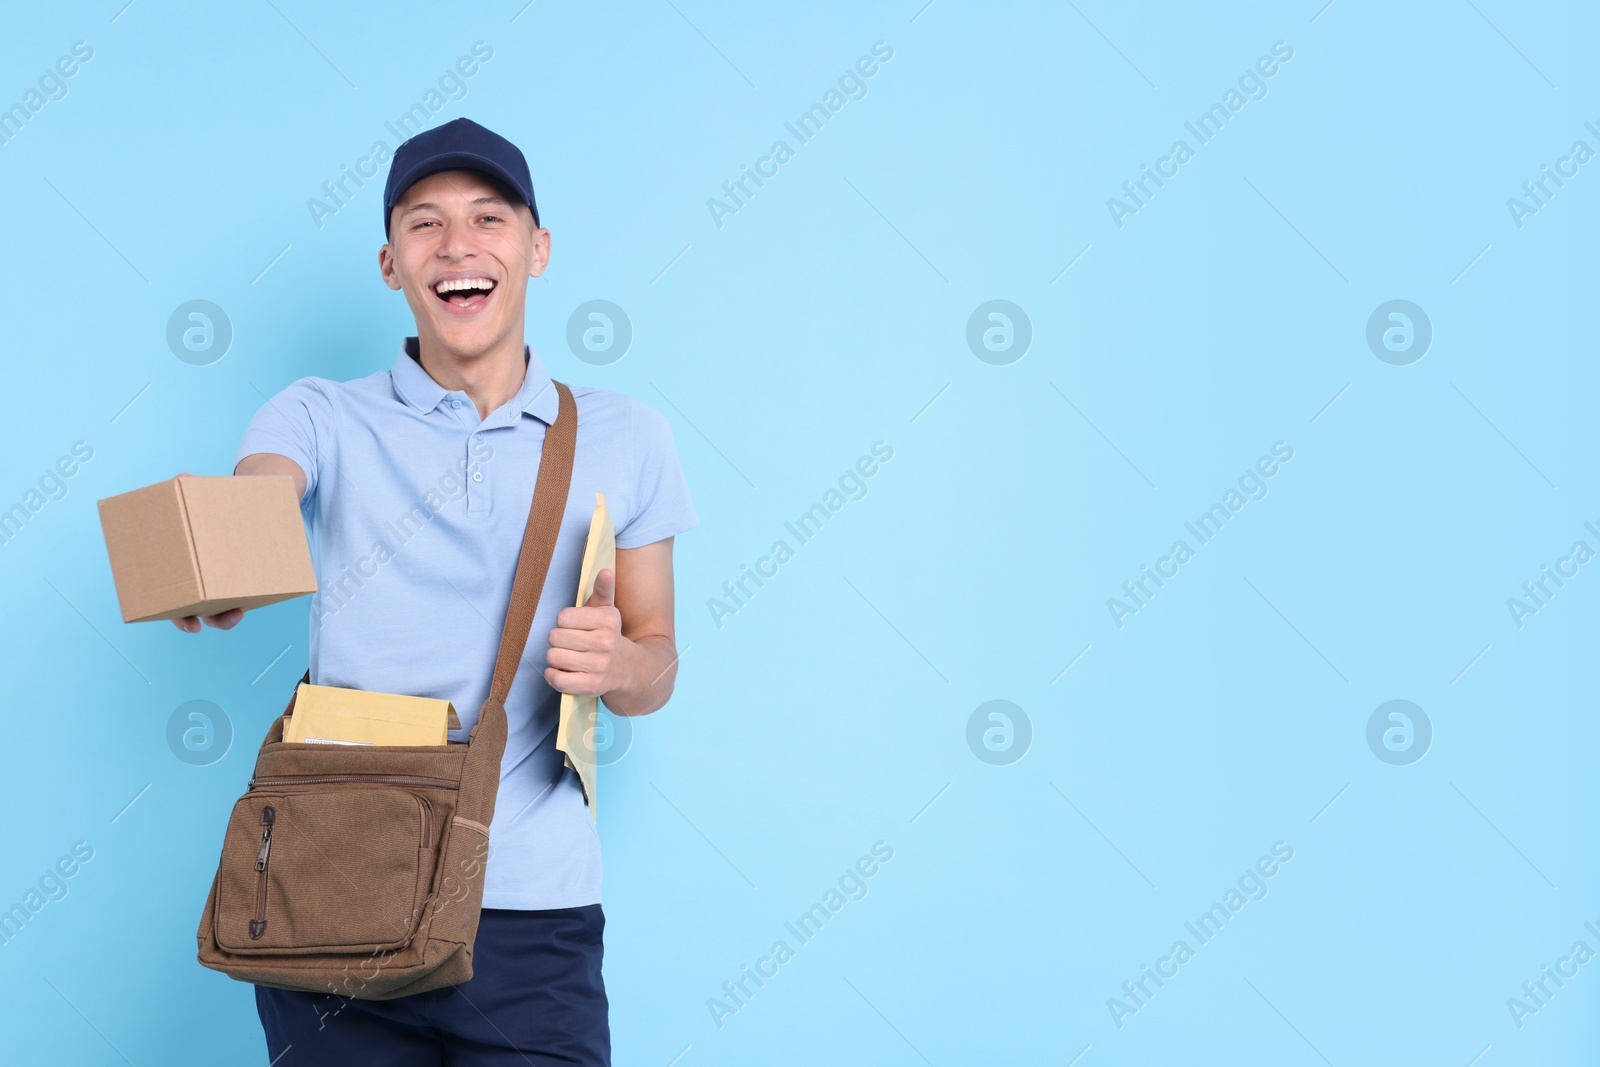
left=172, top=608, right=245, bottom=633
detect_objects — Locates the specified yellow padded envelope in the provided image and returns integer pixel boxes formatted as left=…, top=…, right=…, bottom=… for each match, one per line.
left=557, top=493, right=614, bottom=819
left=284, top=683, right=458, bottom=746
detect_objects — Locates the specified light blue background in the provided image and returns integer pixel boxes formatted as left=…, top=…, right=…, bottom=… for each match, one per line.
left=1, top=1, right=1596, bottom=1064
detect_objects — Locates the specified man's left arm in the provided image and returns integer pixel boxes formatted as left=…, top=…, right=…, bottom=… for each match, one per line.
left=544, top=537, right=680, bottom=716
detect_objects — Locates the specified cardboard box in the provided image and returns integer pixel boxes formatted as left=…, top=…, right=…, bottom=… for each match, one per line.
left=97, top=475, right=317, bottom=623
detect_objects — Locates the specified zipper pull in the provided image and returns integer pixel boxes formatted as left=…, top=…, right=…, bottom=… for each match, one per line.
left=255, top=806, right=276, bottom=871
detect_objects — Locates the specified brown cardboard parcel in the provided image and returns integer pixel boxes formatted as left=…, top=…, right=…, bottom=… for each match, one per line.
left=97, top=475, right=317, bottom=623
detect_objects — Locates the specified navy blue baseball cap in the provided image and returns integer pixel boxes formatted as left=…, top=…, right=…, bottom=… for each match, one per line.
left=383, top=117, right=539, bottom=239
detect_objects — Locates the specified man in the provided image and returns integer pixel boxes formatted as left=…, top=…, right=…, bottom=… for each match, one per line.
left=174, top=118, right=696, bottom=1065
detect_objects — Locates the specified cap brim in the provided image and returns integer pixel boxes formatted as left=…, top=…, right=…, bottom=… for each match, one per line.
left=386, top=152, right=535, bottom=233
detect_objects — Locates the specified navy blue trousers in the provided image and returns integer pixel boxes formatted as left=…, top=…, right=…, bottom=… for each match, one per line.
left=255, top=906, right=610, bottom=1066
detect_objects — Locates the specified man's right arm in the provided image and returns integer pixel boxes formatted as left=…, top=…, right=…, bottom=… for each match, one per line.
left=170, top=452, right=309, bottom=633
left=235, top=452, right=308, bottom=499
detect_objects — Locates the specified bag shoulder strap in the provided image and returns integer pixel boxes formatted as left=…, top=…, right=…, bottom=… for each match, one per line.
left=486, top=378, right=578, bottom=706
left=278, top=379, right=575, bottom=740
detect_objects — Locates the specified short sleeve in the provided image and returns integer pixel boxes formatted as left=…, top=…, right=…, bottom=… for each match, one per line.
left=233, top=377, right=331, bottom=505
left=615, top=398, right=698, bottom=549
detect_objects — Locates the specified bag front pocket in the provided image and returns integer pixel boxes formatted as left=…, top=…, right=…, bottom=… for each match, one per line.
left=214, top=786, right=437, bottom=954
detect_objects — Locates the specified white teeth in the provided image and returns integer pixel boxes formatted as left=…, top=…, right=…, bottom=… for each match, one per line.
left=434, top=278, right=497, bottom=294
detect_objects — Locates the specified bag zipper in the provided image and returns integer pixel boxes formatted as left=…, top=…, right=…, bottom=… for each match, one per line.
left=248, top=773, right=460, bottom=791
left=245, top=778, right=439, bottom=849
left=250, top=806, right=275, bottom=940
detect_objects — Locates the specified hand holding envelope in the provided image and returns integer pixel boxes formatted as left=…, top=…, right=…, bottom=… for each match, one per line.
left=552, top=493, right=615, bottom=821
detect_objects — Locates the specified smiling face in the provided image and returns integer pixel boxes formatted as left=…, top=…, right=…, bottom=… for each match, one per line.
left=378, top=168, right=549, bottom=361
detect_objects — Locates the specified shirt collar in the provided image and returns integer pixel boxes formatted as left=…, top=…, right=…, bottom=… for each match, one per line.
left=391, top=336, right=559, bottom=425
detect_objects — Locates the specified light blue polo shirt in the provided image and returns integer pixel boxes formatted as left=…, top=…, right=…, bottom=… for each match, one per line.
left=233, top=336, right=697, bottom=910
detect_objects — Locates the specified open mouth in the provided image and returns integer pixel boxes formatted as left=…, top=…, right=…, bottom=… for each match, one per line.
left=432, top=276, right=497, bottom=313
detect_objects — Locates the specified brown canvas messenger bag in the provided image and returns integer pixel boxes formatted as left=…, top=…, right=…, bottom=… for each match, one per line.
left=195, top=379, right=578, bottom=1000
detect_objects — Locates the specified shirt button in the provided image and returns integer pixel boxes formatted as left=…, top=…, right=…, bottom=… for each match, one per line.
left=451, top=399, right=461, bottom=408
left=472, top=471, right=483, bottom=482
